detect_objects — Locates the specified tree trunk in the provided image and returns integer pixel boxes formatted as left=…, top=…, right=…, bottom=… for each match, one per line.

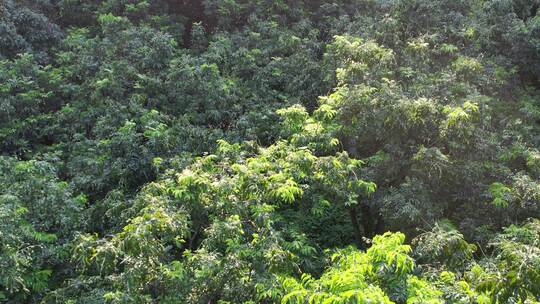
left=349, top=206, right=366, bottom=249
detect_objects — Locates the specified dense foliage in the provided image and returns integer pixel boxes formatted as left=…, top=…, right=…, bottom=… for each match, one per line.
left=1, top=0, right=539, bottom=303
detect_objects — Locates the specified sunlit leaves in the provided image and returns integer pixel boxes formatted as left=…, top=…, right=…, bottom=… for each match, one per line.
left=368, top=232, right=414, bottom=276
left=443, top=101, right=479, bottom=129
left=488, top=182, right=512, bottom=208
left=269, top=174, right=304, bottom=204
left=406, top=276, right=443, bottom=304
left=281, top=232, right=440, bottom=304
left=326, top=35, right=395, bottom=86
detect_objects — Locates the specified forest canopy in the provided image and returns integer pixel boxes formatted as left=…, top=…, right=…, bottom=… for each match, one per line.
left=1, top=0, right=540, bottom=303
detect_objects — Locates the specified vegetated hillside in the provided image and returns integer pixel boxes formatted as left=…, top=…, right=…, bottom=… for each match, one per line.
left=1, top=0, right=540, bottom=303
